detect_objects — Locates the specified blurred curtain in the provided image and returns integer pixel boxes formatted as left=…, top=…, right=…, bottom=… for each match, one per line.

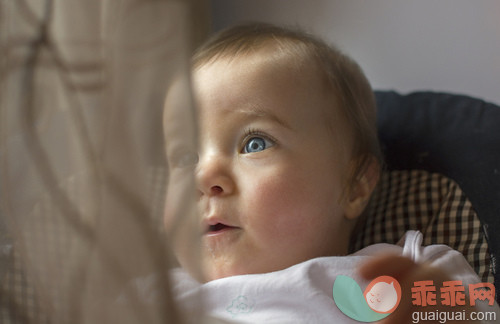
left=0, top=0, right=207, bottom=323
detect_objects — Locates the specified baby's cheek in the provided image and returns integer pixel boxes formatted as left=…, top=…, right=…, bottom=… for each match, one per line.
left=243, top=173, right=311, bottom=236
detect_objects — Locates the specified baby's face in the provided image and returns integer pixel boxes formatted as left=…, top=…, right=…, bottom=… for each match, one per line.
left=169, top=52, right=356, bottom=281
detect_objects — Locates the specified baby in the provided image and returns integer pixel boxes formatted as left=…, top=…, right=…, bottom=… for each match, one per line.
left=168, top=22, right=382, bottom=282
left=163, top=23, right=497, bottom=323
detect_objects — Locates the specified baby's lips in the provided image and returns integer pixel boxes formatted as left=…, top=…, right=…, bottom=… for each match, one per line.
left=207, top=223, right=232, bottom=233
left=202, top=215, right=239, bottom=234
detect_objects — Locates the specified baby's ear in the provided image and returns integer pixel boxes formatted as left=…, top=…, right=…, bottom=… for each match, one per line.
left=342, top=156, right=380, bottom=220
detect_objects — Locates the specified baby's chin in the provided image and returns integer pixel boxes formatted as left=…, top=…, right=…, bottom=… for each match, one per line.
left=199, top=263, right=252, bottom=282
left=199, top=258, right=304, bottom=282
left=194, top=246, right=346, bottom=282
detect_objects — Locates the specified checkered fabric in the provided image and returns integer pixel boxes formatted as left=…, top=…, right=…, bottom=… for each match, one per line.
left=0, top=167, right=168, bottom=323
left=351, top=169, right=493, bottom=283
left=0, top=250, right=51, bottom=323
left=0, top=173, right=89, bottom=323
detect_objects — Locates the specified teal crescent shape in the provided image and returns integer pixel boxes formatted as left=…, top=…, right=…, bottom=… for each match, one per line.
left=332, top=275, right=390, bottom=322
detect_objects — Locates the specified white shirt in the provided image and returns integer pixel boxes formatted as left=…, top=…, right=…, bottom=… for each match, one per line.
left=169, top=231, right=495, bottom=323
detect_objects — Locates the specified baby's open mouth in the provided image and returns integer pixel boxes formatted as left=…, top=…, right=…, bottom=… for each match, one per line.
left=206, top=223, right=238, bottom=234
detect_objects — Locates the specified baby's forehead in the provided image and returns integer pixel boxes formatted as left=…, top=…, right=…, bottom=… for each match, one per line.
left=197, top=39, right=304, bottom=70
left=196, top=46, right=329, bottom=96
left=203, top=46, right=341, bottom=107
left=197, top=49, right=350, bottom=133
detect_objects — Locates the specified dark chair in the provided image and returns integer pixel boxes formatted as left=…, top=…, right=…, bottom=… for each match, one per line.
left=371, top=90, right=500, bottom=302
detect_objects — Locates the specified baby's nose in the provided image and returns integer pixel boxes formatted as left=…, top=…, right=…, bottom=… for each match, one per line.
left=209, top=185, right=223, bottom=195
left=196, top=155, right=234, bottom=197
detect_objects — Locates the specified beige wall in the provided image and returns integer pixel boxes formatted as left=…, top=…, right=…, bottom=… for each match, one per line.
left=211, top=0, right=500, bottom=105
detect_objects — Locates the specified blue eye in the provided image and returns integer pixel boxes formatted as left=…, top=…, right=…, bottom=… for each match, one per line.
left=243, top=136, right=271, bottom=153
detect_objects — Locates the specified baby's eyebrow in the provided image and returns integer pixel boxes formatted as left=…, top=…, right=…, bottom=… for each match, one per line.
left=236, top=108, right=293, bottom=130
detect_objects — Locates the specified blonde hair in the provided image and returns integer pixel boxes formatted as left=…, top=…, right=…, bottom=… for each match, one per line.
left=193, top=23, right=382, bottom=194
